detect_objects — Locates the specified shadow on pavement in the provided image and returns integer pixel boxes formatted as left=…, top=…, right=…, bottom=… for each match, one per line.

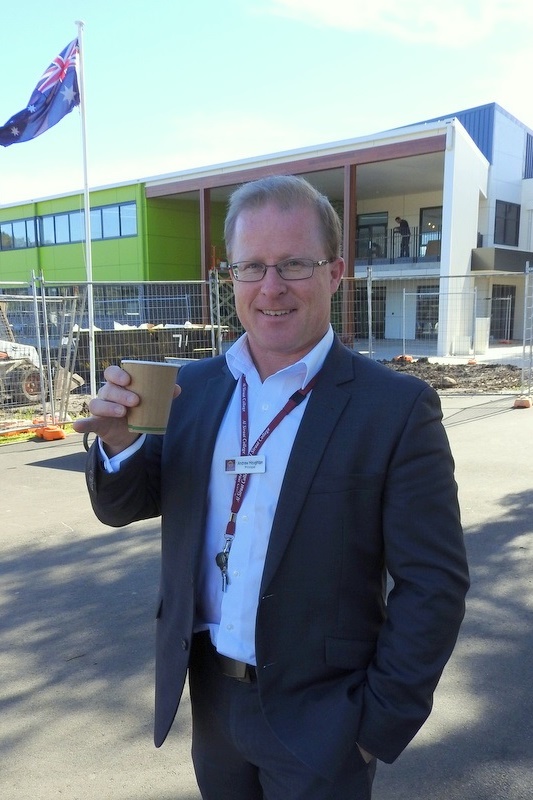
left=28, top=450, right=88, bottom=472
left=374, top=486, right=533, bottom=799
left=1, top=513, right=198, bottom=797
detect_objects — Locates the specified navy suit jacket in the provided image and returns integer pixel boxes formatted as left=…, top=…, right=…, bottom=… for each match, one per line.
left=87, top=337, right=469, bottom=779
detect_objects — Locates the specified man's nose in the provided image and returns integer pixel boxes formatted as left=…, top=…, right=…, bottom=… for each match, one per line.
left=260, top=265, right=287, bottom=291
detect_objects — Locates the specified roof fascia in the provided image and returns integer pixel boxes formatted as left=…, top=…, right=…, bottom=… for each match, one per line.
left=145, top=129, right=448, bottom=198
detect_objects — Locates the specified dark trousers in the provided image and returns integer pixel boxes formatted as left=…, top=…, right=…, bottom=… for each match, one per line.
left=188, top=632, right=376, bottom=800
left=400, top=236, right=410, bottom=257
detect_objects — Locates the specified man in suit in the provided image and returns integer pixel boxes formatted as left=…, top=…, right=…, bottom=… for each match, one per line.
left=75, top=175, right=469, bottom=799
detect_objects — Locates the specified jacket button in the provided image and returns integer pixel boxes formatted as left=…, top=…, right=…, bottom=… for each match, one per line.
left=181, top=638, right=189, bottom=651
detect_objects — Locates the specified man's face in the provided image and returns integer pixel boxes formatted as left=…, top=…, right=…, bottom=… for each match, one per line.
left=229, top=202, right=344, bottom=376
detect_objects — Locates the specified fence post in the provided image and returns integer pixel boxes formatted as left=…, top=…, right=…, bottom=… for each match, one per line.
left=402, top=288, right=407, bottom=356
left=31, top=272, right=50, bottom=417
left=366, top=267, right=373, bottom=359
left=38, top=271, right=56, bottom=422
left=522, top=262, right=533, bottom=396
left=209, top=270, right=223, bottom=355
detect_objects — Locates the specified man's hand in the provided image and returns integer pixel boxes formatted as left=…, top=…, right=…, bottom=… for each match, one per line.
left=73, top=364, right=180, bottom=456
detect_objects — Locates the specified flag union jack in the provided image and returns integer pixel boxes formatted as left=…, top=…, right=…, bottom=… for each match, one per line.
left=37, top=39, right=78, bottom=94
left=0, top=38, right=80, bottom=147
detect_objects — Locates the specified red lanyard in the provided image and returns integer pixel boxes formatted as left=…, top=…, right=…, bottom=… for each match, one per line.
left=215, top=372, right=319, bottom=590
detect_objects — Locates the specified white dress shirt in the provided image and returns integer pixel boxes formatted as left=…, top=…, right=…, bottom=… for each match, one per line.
left=101, top=326, right=334, bottom=664
left=198, top=327, right=333, bottom=663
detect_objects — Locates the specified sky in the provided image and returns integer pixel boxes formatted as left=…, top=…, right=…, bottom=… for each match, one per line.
left=1, top=0, right=533, bottom=207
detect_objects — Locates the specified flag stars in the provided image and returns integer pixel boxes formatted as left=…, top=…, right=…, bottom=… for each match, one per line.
left=61, top=85, right=77, bottom=104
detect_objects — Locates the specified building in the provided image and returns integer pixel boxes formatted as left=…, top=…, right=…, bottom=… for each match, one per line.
left=1, top=102, right=532, bottom=357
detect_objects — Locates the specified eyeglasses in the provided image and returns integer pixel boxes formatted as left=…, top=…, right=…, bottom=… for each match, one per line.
left=229, top=257, right=335, bottom=282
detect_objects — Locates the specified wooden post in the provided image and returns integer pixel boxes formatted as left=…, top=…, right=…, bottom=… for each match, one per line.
left=342, top=164, right=357, bottom=344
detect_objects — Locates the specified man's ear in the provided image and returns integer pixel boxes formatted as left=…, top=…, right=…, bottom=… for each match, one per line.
left=330, top=257, right=345, bottom=292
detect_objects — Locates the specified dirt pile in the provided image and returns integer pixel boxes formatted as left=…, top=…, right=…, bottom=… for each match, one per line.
left=381, top=357, right=523, bottom=393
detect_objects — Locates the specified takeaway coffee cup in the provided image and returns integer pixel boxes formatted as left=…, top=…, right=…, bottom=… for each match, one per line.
left=120, top=360, right=179, bottom=434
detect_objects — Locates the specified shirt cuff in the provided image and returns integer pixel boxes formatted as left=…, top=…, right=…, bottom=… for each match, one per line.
left=98, top=434, right=146, bottom=473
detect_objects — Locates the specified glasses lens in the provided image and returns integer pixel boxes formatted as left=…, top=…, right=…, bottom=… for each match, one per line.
left=277, top=258, right=314, bottom=280
left=232, top=262, right=265, bottom=281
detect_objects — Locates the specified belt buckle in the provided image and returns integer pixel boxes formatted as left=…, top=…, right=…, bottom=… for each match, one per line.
left=218, top=653, right=252, bottom=682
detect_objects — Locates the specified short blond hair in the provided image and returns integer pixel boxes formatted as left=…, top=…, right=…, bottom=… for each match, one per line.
left=224, top=175, right=342, bottom=261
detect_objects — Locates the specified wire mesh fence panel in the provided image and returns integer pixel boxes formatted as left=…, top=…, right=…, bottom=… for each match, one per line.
left=0, top=279, right=228, bottom=430
left=60, top=280, right=228, bottom=387
left=344, top=272, right=517, bottom=362
left=1, top=270, right=528, bottom=432
left=0, top=281, right=87, bottom=430
left=521, top=264, right=533, bottom=395
left=0, top=289, right=46, bottom=415
left=216, top=275, right=244, bottom=343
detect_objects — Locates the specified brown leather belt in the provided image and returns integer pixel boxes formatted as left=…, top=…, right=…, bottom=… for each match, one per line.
left=215, top=652, right=257, bottom=683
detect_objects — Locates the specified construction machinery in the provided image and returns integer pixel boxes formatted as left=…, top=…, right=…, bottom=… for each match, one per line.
left=0, top=304, right=46, bottom=405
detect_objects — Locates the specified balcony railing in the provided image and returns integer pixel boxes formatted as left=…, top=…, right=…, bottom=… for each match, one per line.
left=355, top=227, right=441, bottom=265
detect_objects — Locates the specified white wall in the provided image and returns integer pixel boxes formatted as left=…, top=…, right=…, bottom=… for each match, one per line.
left=356, top=190, right=444, bottom=231
left=520, top=178, right=533, bottom=251
left=439, top=121, right=489, bottom=355
left=486, top=108, right=527, bottom=245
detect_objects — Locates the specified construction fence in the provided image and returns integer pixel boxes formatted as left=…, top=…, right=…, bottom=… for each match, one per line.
left=0, top=269, right=531, bottom=432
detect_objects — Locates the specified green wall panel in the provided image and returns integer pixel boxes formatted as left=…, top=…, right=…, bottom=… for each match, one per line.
left=0, top=183, right=227, bottom=285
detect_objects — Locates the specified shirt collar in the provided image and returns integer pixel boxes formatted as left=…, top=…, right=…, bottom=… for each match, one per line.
left=225, top=325, right=334, bottom=386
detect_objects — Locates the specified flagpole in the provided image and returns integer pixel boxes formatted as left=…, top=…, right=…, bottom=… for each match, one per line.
left=75, top=19, right=97, bottom=398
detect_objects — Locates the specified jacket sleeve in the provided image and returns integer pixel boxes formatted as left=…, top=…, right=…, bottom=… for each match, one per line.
left=86, top=434, right=163, bottom=528
left=357, top=384, right=469, bottom=762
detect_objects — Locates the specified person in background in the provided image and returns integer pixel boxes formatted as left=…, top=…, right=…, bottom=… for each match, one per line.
left=74, top=175, right=469, bottom=800
left=394, top=215, right=411, bottom=257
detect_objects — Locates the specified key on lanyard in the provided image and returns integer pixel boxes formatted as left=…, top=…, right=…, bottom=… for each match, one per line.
left=215, top=538, right=232, bottom=592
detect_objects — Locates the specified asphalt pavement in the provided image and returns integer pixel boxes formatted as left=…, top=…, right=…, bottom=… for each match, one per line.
left=1, top=392, right=532, bottom=799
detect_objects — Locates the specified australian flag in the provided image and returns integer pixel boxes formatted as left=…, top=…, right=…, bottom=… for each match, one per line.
left=0, top=38, right=79, bottom=147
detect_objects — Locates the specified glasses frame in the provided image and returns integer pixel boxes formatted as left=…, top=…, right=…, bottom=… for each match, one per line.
left=229, top=257, right=336, bottom=282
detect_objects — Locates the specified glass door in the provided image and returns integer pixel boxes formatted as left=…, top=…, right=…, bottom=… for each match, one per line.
left=357, top=212, right=388, bottom=258
left=419, top=206, right=442, bottom=257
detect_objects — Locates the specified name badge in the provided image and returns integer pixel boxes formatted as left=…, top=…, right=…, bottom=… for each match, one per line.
left=225, top=456, right=266, bottom=474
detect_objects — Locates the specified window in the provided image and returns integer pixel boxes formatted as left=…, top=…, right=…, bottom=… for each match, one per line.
left=416, top=284, right=439, bottom=339
left=54, top=214, right=70, bottom=244
left=25, top=219, right=37, bottom=247
left=90, top=208, right=103, bottom=239
left=525, top=134, right=533, bottom=179
left=1, top=222, right=13, bottom=250
left=494, top=200, right=520, bottom=246
left=40, top=216, right=56, bottom=245
left=42, top=202, right=137, bottom=245
left=69, top=210, right=84, bottom=242
left=490, top=284, right=515, bottom=340
left=356, top=212, right=388, bottom=258
left=12, top=220, right=28, bottom=248
left=419, top=207, right=442, bottom=256
left=119, top=203, right=137, bottom=236
left=102, top=206, right=120, bottom=238
left=0, top=201, right=137, bottom=249
left=91, top=202, right=137, bottom=240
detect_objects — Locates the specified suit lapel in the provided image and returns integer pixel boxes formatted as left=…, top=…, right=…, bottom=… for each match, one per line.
left=181, top=363, right=237, bottom=525
left=192, top=368, right=236, bottom=463
left=260, top=341, right=356, bottom=592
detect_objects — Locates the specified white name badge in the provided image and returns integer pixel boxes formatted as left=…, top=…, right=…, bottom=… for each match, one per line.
left=225, top=456, right=266, bottom=474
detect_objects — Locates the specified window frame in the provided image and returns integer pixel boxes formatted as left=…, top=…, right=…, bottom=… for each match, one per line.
left=494, top=200, right=520, bottom=247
